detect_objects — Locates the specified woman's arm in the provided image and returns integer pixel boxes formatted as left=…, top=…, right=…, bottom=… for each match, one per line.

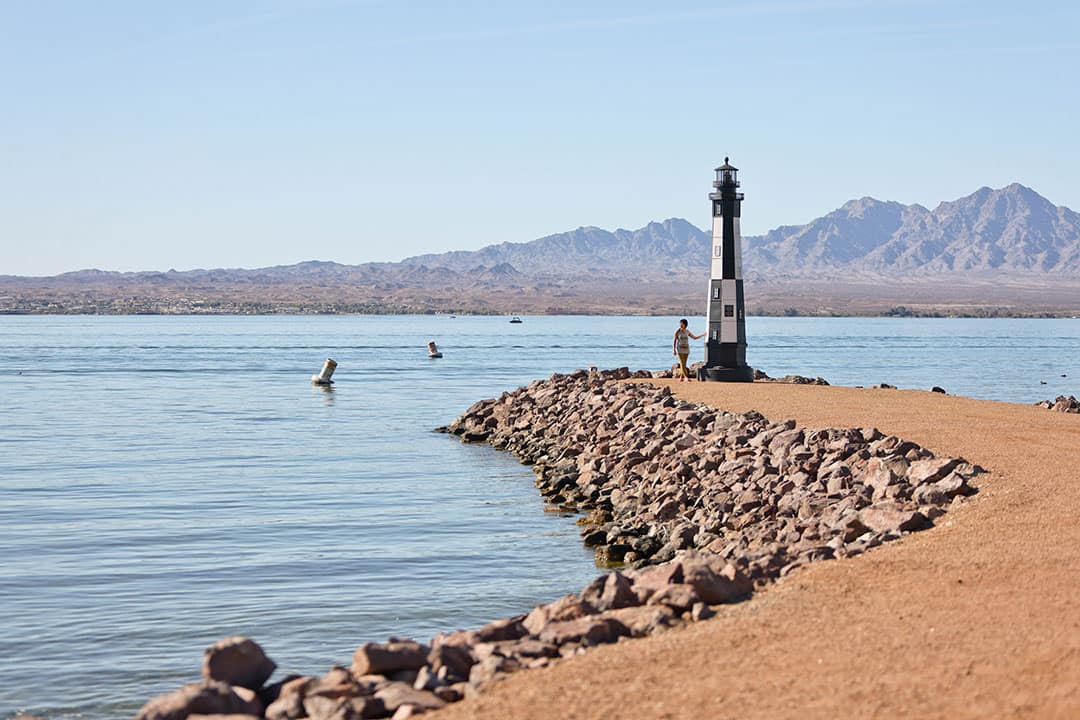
left=690, top=331, right=704, bottom=340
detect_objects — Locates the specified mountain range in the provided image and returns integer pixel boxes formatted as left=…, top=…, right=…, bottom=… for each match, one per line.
left=3, top=183, right=1079, bottom=315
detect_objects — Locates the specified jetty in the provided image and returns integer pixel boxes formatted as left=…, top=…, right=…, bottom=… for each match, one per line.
left=135, top=365, right=1080, bottom=719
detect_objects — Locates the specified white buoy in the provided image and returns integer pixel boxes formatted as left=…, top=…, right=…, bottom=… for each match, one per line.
left=427, top=341, right=443, bottom=359
left=311, top=358, right=337, bottom=385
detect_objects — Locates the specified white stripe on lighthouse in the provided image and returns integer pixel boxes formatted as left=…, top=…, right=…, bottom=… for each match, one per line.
left=721, top=278, right=738, bottom=341
left=711, top=215, right=724, bottom=279
left=732, top=217, right=743, bottom=280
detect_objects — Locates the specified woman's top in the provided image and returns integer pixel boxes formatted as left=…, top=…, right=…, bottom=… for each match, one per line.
left=674, top=328, right=690, bottom=354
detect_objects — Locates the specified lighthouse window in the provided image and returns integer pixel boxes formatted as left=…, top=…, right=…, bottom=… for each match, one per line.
left=714, top=203, right=722, bottom=216
left=713, top=287, right=720, bottom=299
left=724, top=304, right=734, bottom=318
left=714, top=245, right=722, bottom=258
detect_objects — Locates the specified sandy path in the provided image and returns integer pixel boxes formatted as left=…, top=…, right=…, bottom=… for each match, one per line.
left=438, top=382, right=1080, bottom=720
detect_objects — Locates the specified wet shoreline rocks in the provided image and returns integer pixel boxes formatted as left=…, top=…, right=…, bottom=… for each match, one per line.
left=136, top=368, right=983, bottom=720
left=446, top=368, right=982, bottom=581
left=1034, top=395, right=1080, bottom=413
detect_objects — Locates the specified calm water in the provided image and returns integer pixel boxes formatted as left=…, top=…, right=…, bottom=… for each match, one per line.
left=1, top=315, right=1077, bottom=719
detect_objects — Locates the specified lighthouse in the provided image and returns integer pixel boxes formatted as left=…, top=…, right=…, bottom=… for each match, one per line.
left=699, top=158, right=754, bottom=382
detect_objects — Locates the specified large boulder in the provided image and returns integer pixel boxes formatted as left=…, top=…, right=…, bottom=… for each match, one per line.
left=426, top=643, right=476, bottom=680
left=352, top=640, right=429, bottom=677
left=678, top=551, right=753, bottom=604
left=136, top=680, right=262, bottom=720
left=373, top=682, right=446, bottom=715
left=600, top=605, right=676, bottom=636
left=202, top=636, right=277, bottom=691
left=472, top=615, right=529, bottom=643
left=858, top=501, right=930, bottom=533
left=522, top=594, right=595, bottom=635
left=303, top=695, right=385, bottom=720
left=906, top=458, right=960, bottom=486
left=537, top=616, right=630, bottom=646
left=580, top=571, right=637, bottom=611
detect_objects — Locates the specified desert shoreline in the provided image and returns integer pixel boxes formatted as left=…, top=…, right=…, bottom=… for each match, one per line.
left=438, top=379, right=1080, bottom=720
left=135, top=374, right=1080, bottom=719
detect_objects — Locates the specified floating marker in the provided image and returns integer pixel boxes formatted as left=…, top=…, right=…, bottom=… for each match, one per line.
left=311, top=358, right=337, bottom=385
left=427, top=341, right=443, bottom=359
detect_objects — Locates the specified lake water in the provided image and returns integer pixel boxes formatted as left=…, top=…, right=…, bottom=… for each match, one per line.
left=1, top=315, right=1077, bottom=719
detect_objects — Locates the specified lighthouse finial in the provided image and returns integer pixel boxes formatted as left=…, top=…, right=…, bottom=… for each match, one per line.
left=725, top=156, right=729, bottom=164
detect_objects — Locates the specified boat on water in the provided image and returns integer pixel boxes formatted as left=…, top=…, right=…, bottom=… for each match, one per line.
left=509, top=316, right=523, bottom=324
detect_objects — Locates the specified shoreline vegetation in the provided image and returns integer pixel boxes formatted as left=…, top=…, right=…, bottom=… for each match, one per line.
left=135, top=368, right=988, bottom=720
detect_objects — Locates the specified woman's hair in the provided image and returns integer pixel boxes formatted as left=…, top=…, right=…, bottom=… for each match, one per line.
left=679, top=318, right=688, bottom=327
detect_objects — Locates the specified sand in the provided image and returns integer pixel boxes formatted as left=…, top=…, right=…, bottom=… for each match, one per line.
left=437, top=381, right=1080, bottom=720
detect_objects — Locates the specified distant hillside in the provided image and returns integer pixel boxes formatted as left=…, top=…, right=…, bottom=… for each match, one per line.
left=744, top=184, right=1080, bottom=277
left=3, top=183, right=1079, bottom=316
left=399, top=183, right=1080, bottom=280
left=402, top=218, right=709, bottom=278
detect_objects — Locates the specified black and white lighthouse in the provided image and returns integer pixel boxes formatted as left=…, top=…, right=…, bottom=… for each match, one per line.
left=700, top=158, right=754, bottom=382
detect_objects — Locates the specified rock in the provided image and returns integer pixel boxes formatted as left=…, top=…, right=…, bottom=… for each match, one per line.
left=599, top=605, right=676, bottom=636
left=1035, top=395, right=1080, bottom=413
left=292, top=666, right=386, bottom=720
left=931, top=386, right=946, bottom=394
left=468, top=654, right=522, bottom=686
left=678, top=552, right=753, bottom=604
left=303, top=694, right=385, bottom=720
left=373, top=683, right=446, bottom=715
left=433, top=684, right=464, bottom=703
left=580, top=571, right=637, bottom=611
left=629, top=561, right=684, bottom=603
left=413, top=666, right=441, bottom=692
left=136, top=681, right=263, bottom=720
left=906, top=457, right=960, bottom=486
left=187, top=715, right=263, bottom=720
left=504, top=638, right=560, bottom=659
left=647, top=583, right=700, bottom=611
left=582, top=528, right=607, bottom=546
left=858, top=502, right=930, bottom=533
left=426, top=643, right=475, bottom=680
left=691, top=602, right=715, bottom=621
left=258, top=674, right=304, bottom=707
left=265, top=693, right=306, bottom=720
left=387, top=669, right=420, bottom=686
left=523, top=594, right=595, bottom=635
left=472, top=615, right=529, bottom=642
left=537, top=616, right=630, bottom=646
left=201, top=636, right=277, bottom=691
left=352, top=640, right=429, bottom=677
left=263, top=676, right=314, bottom=719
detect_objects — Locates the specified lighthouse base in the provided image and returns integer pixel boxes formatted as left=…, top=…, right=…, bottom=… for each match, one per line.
left=698, top=365, right=755, bottom=383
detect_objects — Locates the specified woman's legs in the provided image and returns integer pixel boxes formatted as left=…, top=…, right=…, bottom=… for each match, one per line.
left=678, top=353, right=690, bottom=380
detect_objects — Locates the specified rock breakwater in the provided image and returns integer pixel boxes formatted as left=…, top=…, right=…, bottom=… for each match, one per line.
left=445, top=368, right=983, bottom=580
left=136, top=368, right=984, bottom=720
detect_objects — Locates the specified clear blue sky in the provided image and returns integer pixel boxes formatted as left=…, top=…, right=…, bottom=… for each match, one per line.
left=2, top=0, right=1078, bottom=276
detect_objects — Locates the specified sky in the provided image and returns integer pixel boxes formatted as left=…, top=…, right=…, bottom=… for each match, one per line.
left=1, top=0, right=1078, bottom=276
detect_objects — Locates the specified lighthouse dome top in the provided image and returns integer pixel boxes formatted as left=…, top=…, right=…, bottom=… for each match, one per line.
left=715, top=157, right=738, bottom=172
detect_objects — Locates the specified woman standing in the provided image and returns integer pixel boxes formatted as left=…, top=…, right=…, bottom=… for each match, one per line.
left=673, top=318, right=704, bottom=382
